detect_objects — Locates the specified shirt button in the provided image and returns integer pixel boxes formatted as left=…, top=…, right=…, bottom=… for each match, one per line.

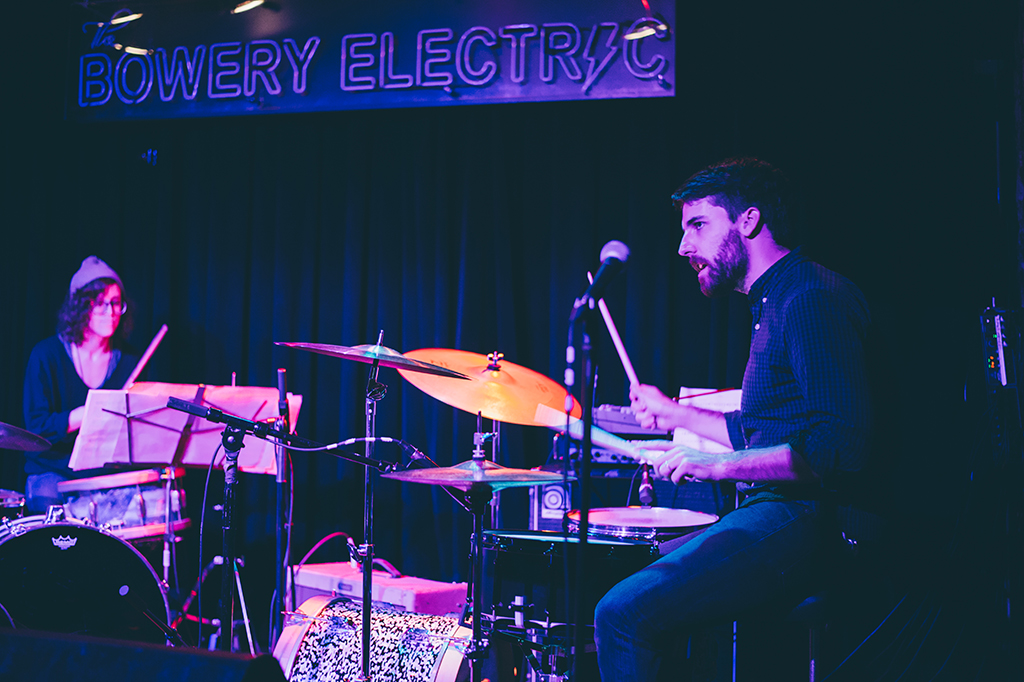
left=754, top=323, right=760, bottom=330
left=762, top=297, right=767, bottom=303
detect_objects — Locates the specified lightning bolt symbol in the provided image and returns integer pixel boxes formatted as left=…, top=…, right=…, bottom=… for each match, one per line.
left=583, top=22, right=621, bottom=94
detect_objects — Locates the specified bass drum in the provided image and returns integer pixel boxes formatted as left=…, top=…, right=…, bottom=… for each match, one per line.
left=0, top=515, right=170, bottom=643
left=274, top=595, right=470, bottom=682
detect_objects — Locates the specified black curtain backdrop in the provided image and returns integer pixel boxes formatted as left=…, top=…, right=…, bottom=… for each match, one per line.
left=1, top=0, right=1019, bottom=665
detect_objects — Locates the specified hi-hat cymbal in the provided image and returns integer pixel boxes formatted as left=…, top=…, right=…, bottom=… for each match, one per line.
left=0, top=422, right=50, bottom=452
left=397, top=349, right=582, bottom=427
left=275, top=342, right=471, bottom=380
left=383, top=458, right=572, bottom=491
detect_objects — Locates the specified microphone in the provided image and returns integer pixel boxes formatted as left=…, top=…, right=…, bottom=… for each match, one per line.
left=277, top=369, right=289, bottom=423
left=572, top=240, right=630, bottom=320
left=167, top=396, right=210, bottom=419
left=638, top=463, right=656, bottom=507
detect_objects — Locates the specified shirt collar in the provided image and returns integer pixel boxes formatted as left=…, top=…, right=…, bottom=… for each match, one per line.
left=747, top=246, right=805, bottom=305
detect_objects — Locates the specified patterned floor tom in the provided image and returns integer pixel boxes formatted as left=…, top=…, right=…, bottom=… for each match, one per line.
left=273, top=595, right=470, bottom=682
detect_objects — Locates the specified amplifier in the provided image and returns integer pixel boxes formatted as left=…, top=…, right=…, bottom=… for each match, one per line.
left=292, top=562, right=467, bottom=616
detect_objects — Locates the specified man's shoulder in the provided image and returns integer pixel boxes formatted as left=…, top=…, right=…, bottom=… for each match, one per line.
left=782, top=258, right=866, bottom=302
left=778, top=260, right=870, bottom=329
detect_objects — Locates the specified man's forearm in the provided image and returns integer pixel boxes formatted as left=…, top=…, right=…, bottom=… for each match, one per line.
left=714, top=444, right=817, bottom=483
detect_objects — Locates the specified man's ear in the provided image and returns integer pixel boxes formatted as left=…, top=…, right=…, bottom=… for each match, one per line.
left=738, top=207, right=763, bottom=238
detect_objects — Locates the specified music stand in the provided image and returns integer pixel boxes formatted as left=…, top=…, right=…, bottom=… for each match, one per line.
left=69, top=381, right=303, bottom=473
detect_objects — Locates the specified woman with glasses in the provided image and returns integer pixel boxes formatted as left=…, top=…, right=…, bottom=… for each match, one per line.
left=22, top=256, right=140, bottom=514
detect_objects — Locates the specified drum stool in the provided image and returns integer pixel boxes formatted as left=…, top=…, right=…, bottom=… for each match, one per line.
left=787, top=591, right=830, bottom=682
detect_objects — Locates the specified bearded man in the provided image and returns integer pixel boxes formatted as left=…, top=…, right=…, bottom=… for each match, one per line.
left=594, top=158, right=872, bottom=680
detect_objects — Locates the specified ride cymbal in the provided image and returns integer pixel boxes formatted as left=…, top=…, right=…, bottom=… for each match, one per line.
left=275, top=342, right=470, bottom=380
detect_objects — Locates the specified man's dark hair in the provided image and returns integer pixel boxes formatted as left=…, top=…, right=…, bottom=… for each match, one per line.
left=57, top=277, right=133, bottom=346
left=671, top=158, right=798, bottom=248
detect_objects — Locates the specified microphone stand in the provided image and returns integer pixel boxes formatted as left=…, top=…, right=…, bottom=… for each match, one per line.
left=217, top=423, right=244, bottom=651
left=272, top=368, right=290, bottom=648
left=566, top=296, right=600, bottom=680
left=165, top=393, right=395, bottom=661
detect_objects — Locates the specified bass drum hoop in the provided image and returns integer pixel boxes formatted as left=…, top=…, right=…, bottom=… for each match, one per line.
left=273, top=595, right=470, bottom=682
left=0, top=515, right=170, bottom=638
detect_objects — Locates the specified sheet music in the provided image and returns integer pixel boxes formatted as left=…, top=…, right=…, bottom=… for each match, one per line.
left=671, top=388, right=741, bottom=454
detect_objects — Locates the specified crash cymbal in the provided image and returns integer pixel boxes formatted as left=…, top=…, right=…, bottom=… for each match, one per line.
left=397, top=349, right=582, bottom=427
left=383, top=458, right=572, bottom=491
left=0, top=422, right=50, bottom=452
left=275, top=342, right=470, bottom=380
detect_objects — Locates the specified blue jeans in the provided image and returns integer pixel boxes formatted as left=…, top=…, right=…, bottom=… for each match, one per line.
left=594, top=493, right=836, bottom=681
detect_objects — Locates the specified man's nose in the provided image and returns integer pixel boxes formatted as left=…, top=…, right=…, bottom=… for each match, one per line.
left=678, top=234, right=694, bottom=257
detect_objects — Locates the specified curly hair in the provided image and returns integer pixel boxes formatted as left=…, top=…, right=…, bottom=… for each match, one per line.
left=57, top=277, right=133, bottom=346
left=671, top=158, right=799, bottom=248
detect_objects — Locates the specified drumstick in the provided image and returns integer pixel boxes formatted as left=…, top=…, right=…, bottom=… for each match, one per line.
left=587, top=272, right=640, bottom=387
left=557, top=420, right=661, bottom=464
left=122, top=324, right=168, bottom=389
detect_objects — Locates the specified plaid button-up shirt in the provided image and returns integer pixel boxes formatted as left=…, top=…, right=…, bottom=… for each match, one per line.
left=725, top=248, right=872, bottom=497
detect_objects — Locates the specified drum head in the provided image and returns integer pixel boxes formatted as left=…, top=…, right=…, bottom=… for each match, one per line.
left=567, top=506, right=718, bottom=539
left=0, top=518, right=169, bottom=643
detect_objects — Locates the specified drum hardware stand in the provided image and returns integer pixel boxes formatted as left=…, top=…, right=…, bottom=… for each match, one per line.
left=484, top=352, right=504, bottom=530
left=161, top=466, right=183, bottom=589
left=356, top=329, right=388, bottom=682
left=461, top=480, right=494, bottom=682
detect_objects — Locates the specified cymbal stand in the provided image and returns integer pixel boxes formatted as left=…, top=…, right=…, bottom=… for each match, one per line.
left=358, top=330, right=388, bottom=682
left=465, top=479, right=494, bottom=682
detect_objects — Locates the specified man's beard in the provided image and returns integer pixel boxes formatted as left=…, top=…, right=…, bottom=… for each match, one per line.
left=699, top=228, right=748, bottom=297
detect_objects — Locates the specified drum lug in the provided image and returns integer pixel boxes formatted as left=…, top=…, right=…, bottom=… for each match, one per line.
left=133, top=492, right=147, bottom=525
left=44, top=505, right=66, bottom=525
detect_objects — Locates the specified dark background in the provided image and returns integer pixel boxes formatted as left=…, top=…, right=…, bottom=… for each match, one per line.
left=1, top=0, right=1020, bottom=676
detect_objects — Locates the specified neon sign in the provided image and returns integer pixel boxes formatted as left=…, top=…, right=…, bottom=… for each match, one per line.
left=69, top=1, right=674, bottom=121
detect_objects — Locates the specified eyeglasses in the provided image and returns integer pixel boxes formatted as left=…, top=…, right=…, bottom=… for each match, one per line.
left=92, top=299, right=127, bottom=315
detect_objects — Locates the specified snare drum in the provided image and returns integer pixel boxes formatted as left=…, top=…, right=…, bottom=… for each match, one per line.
left=58, top=468, right=189, bottom=541
left=273, top=595, right=470, bottom=682
left=0, top=515, right=170, bottom=643
left=0, top=490, right=25, bottom=519
left=484, top=529, right=657, bottom=628
left=567, top=506, right=718, bottom=546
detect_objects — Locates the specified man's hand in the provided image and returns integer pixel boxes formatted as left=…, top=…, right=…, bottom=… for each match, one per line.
left=646, top=444, right=725, bottom=484
left=629, top=384, right=682, bottom=430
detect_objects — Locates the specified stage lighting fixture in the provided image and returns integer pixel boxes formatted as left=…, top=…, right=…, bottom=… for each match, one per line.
left=109, top=12, right=143, bottom=25
left=624, top=18, right=669, bottom=40
left=231, top=0, right=265, bottom=14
